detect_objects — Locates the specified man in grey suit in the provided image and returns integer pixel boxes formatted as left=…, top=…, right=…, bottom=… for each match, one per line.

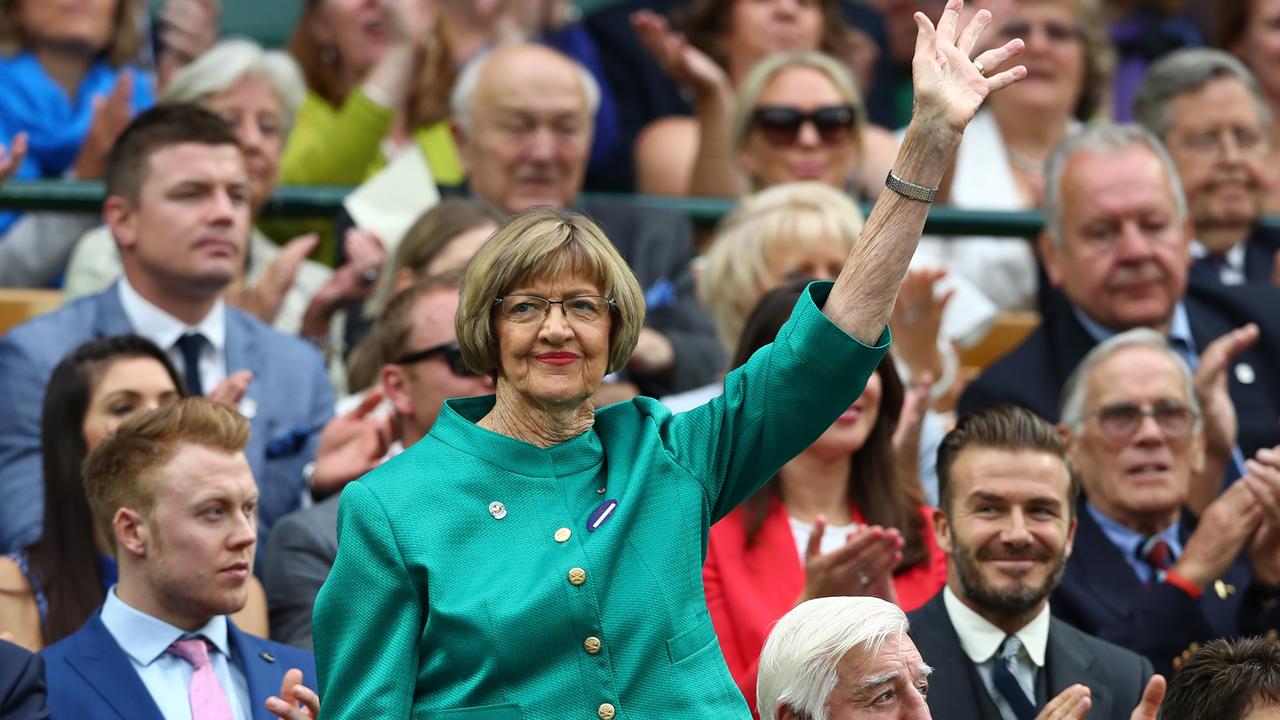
left=449, top=42, right=723, bottom=399
left=263, top=275, right=494, bottom=648
left=0, top=105, right=334, bottom=553
left=908, top=405, right=1158, bottom=720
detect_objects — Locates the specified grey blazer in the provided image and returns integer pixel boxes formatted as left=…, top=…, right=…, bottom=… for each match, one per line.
left=262, top=494, right=341, bottom=650
left=0, top=283, right=334, bottom=552
left=907, top=592, right=1152, bottom=720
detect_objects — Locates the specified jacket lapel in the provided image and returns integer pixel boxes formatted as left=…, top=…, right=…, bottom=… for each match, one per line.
left=229, top=622, right=286, bottom=720
left=1044, top=619, right=1109, bottom=717
left=63, top=614, right=166, bottom=720
left=91, top=283, right=139, bottom=339
left=910, top=594, right=1004, bottom=720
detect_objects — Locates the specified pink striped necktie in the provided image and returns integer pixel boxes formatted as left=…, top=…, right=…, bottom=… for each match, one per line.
left=168, top=637, right=234, bottom=720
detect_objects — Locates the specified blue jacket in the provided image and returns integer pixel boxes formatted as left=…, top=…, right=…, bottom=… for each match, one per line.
left=0, top=283, right=334, bottom=552
left=0, top=640, right=49, bottom=720
left=42, top=611, right=314, bottom=720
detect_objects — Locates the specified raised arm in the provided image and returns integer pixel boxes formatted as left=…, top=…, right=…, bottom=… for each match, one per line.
left=826, top=0, right=1025, bottom=345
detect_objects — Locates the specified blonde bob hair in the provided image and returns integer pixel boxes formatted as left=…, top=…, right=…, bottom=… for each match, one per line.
left=456, top=208, right=645, bottom=377
left=700, top=182, right=863, bottom=353
left=732, top=52, right=865, bottom=150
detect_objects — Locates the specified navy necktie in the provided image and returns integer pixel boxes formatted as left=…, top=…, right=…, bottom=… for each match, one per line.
left=992, top=636, right=1036, bottom=720
left=174, top=333, right=205, bottom=397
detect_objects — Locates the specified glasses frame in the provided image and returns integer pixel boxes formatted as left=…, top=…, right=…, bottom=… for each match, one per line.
left=750, top=104, right=858, bottom=147
left=1083, top=400, right=1200, bottom=440
left=392, top=340, right=479, bottom=378
left=492, top=294, right=616, bottom=325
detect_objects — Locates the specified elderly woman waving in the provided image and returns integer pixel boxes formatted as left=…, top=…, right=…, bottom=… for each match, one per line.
left=312, top=2, right=1026, bottom=717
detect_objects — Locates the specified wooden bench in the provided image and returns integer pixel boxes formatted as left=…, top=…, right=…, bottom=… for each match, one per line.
left=0, top=289, right=61, bottom=337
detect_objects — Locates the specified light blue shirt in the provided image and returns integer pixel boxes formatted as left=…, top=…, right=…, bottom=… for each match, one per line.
left=1087, top=501, right=1183, bottom=585
left=99, top=587, right=252, bottom=720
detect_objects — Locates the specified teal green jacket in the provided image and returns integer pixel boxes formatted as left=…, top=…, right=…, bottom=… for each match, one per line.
left=312, top=283, right=890, bottom=718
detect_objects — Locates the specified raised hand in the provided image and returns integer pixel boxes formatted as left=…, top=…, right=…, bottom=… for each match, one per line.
left=910, top=0, right=1025, bottom=136
left=892, top=371, right=933, bottom=494
left=799, top=518, right=904, bottom=606
left=157, top=0, right=221, bottom=89
left=382, top=0, right=439, bottom=50
left=208, top=370, right=253, bottom=409
left=0, top=132, right=27, bottom=187
left=300, top=228, right=387, bottom=339
left=74, top=73, right=135, bottom=179
left=1173, top=479, right=1262, bottom=591
left=227, top=234, right=319, bottom=326
left=891, top=267, right=954, bottom=384
left=1035, top=684, right=1091, bottom=720
left=310, top=387, right=394, bottom=496
left=1128, top=675, right=1165, bottom=720
left=1242, top=445, right=1280, bottom=585
left=1188, top=323, right=1258, bottom=511
left=265, top=668, right=320, bottom=720
left=631, top=10, right=731, bottom=98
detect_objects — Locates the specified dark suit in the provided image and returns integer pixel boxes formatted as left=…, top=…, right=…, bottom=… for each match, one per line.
left=908, top=592, right=1152, bottom=720
left=1189, top=223, right=1280, bottom=287
left=263, top=494, right=340, bottom=650
left=958, top=280, right=1280, bottom=459
left=1052, top=502, right=1280, bottom=677
left=576, top=198, right=724, bottom=395
left=42, top=611, right=315, bottom=720
left=0, top=284, right=335, bottom=553
left=0, top=640, right=49, bottom=720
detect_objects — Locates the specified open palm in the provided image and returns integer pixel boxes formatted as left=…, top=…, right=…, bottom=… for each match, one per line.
left=911, top=0, right=1026, bottom=135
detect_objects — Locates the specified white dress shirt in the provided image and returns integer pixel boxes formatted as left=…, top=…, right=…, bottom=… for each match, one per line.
left=944, top=586, right=1050, bottom=720
left=118, top=276, right=228, bottom=394
left=100, top=587, right=252, bottom=720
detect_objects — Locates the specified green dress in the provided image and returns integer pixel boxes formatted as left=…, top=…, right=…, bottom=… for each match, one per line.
left=312, top=283, right=889, bottom=718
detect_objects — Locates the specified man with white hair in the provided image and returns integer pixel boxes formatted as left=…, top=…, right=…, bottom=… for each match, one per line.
left=1052, top=328, right=1280, bottom=677
left=1133, top=48, right=1279, bottom=288
left=958, top=122, right=1280, bottom=511
left=757, top=596, right=932, bottom=720
left=448, top=43, right=724, bottom=398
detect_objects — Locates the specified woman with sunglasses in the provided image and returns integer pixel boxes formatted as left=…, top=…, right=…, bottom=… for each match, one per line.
left=630, top=0, right=899, bottom=200
left=310, top=2, right=1028, bottom=715
left=917, top=0, right=1113, bottom=313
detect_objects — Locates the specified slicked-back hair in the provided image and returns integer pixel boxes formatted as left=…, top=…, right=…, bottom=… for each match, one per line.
left=346, top=271, right=465, bottom=393
left=936, top=405, right=1077, bottom=517
left=83, top=397, right=250, bottom=548
left=1162, top=638, right=1280, bottom=720
left=456, top=207, right=645, bottom=377
left=103, top=104, right=240, bottom=203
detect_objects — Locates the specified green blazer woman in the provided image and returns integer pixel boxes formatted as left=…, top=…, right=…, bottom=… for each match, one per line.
left=313, top=13, right=1030, bottom=715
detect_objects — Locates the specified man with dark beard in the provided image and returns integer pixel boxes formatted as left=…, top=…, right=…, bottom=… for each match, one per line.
left=908, top=405, right=1155, bottom=720
left=1052, top=328, right=1280, bottom=678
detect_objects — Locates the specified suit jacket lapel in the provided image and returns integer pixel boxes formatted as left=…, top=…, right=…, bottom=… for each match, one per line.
left=911, top=594, right=1004, bottom=720
left=91, top=282, right=138, bottom=339
left=63, top=614, right=165, bottom=720
left=229, top=622, right=286, bottom=720
left=1044, top=619, right=1109, bottom=718
left=1066, top=503, right=1143, bottom=620
left=1047, top=304, right=1097, bottom=418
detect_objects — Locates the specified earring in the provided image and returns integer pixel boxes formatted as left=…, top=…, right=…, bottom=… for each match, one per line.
left=320, top=45, right=338, bottom=67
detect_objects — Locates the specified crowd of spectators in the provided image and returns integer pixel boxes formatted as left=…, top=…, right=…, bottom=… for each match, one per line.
left=1, top=0, right=1280, bottom=719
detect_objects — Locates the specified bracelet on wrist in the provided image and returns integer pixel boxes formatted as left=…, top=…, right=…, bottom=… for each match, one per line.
left=884, top=171, right=939, bottom=203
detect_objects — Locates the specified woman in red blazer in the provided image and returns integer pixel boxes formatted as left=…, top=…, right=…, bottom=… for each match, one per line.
left=704, top=281, right=948, bottom=714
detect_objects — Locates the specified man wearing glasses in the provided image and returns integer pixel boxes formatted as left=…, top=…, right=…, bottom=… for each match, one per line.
left=959, top=121, right=1280, bottom=515
left=262, top=275, right=493, bottom=649
left=1052, top=328, right=1280, bottom=677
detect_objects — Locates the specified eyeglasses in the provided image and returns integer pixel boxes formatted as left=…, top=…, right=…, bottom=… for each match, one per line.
left=751, top=105, right=857, bottom=147
left=1084, top=401, right=1198, bottom=439
left=392, top=341, right=480, bottom=377
left=1172, top=126, right=1268, bottom=159
left=997, top=19, right=1081, bottom=44
left=494, top=294, right=614, bottom=325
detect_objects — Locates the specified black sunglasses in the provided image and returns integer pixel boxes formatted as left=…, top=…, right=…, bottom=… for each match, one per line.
left=751, top=104, right=857, bottom=147
left=392, top=341, right=480, bottom=377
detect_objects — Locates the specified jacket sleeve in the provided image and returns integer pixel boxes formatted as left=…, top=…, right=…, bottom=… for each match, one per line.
left=312, top=482, right=422, bottom=718
left=0, top=642, right=50, bottom=720
left=262, top=511, right=335, bottom=651
left=632, top=216, right=724, bottom=396
left=0, top=334, right=49, bottom=552
left=660, top=282, right=890, bottom=524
